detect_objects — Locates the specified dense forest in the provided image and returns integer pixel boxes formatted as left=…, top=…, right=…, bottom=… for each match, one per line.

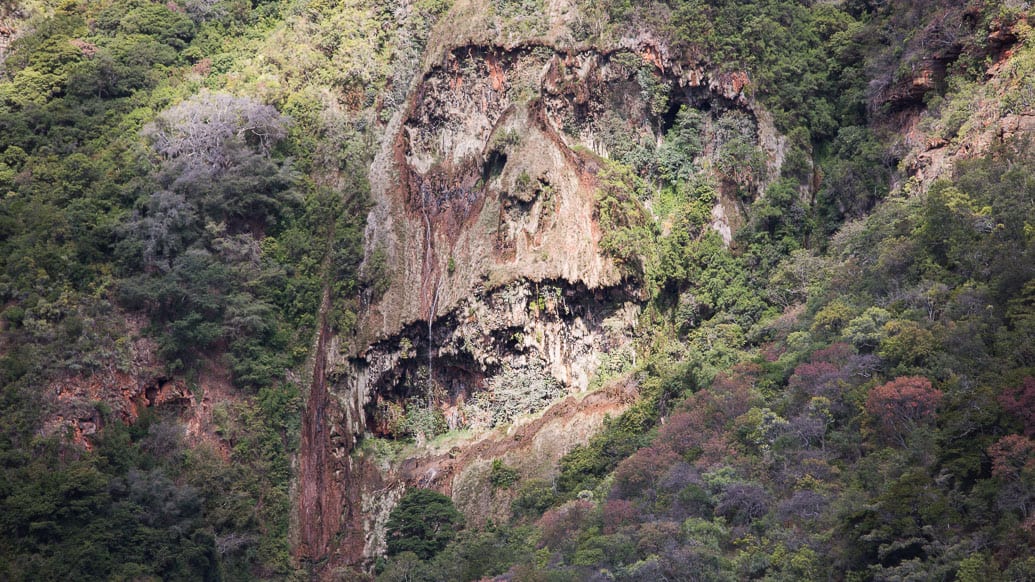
left=0, top=0, right=1034, bottom=580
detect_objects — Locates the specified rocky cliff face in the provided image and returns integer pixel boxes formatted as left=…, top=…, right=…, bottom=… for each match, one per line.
left=35, top=312, right=238, bottom=456
left=875, top=11, right=1031, bottom=191
left=294, top=1, right=786, bottom=571
left=0, top=4, right=27, bottom=66
left=359, top=40, right=781, bottom=345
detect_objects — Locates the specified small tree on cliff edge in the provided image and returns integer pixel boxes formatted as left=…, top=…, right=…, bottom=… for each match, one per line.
left=385, top=489, right=463, bottom=561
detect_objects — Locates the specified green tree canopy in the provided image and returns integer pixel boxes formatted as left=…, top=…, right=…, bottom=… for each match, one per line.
left=385, top=489, right=464, bottom=561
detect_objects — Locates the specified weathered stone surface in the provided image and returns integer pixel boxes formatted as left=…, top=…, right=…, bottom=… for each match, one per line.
left=300, top=5, right=786, bottom=572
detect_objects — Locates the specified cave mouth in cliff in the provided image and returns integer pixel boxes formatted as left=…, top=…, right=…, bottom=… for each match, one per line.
left=144, top=378, right=172, bottom=407
left=362, top=335, right=491, bottom=439
left=659, top=99, right=684, bottom=135
left=482, top=150, right=507, bottom=185
left=623, top=71, right=754, bottom=152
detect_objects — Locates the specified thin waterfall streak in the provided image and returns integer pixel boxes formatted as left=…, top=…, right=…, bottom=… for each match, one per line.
left=428, top=278, right=441, bottom=398
left=421, top=188, right=438, bottom=396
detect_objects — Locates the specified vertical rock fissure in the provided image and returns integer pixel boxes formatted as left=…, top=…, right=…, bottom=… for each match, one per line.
left=296, top=286, right=338, bottom=563
left=295, top=206, right=346, bottom=565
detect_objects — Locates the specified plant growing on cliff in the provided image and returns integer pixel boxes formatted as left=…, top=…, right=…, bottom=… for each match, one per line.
left=714, top=110, right=766, bottom=197
left=464, top=361, right=564, bottom=428
left=385, top=489, right=464, bottom=561
left=391, top=402, right=448, bottom=442
left=594, top=160, right=657, bottom=277
left=490, top=458, right=520, bottom=490
left=657, top=106, right=704, bottom=184
left=363, top=246, right=393, bottom=299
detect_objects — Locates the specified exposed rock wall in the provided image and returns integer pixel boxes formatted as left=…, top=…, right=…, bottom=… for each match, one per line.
left=295, top=292, right=346, bottom=563
left=37, top=313, right=240, bottom=460
left=294, top=274, right=639, bottom=569
left=38, top=315, right=187, bottom=448
left=359, top=41, right=781, bottom=349
left=338, top=278, right=640, bottom=434
left=0, top=3, right=29, bottom=66
left=879, top=13, right=1032, bottom=191
left=299, top=6, right=788, bottom=571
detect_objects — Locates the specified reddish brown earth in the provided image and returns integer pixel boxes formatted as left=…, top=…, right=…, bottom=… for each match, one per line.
left=295, top=291, right=348, bottom=565
left=399, top=380, right=636, bottom=497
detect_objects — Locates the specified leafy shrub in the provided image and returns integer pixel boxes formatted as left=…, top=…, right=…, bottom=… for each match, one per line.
left=714, top=111, right=766, bottom=196
left=397, top=403, right=448, bottom=441
left=594, top=160, right=656, bottom=276
left=843, top=307, right=892, bottom=352
left=489, top=459, right=520, bottom=490
left=816, top=126, right=891, bottom=232
left=511, top=479, right=559, bottom=521
left=657, top=106, right=704, bottom=183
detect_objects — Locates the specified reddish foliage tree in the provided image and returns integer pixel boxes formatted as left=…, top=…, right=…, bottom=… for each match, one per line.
left=602, top=499, right=638, bottom=534
left=656, top=410, right=706, bottom=453
left=705, top=363, right=763, bottom=428
left=634, top=520, right=683, bottom=556
left=999, top=377, right=1035, bottom=437
left=789, top=361, right=841, bottom=398
left=811, top=342, right=856, bottom=365
left=536, top=500, right=597, bottom=551
left=656, top=405, right=737, bottom=471
left=697, top=433, right=738, bottom=469
left=761, top=342, right=785, bottom=362
left=988, top=434, right=1035, bottom=481
left=865, top=376, right=943, bottom=446
left=612, top=445, right=682, bottom=503
left=988, top=435, right=1035, bottom=519
left=712, top=363, right=762, bottom=392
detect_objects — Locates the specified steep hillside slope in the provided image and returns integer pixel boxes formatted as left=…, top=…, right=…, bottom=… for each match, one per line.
left=0, top=0, right=1033, bottom=581
left=298, top=0, right=799, bottom=569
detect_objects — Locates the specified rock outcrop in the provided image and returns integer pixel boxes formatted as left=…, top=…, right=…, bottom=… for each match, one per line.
left=359, top=41, right=779, bottom=348
left=295, top=2, right=787, bottom=572
left=37, top=314, right=234, bottom=453
left=0, top=1, right=40, bottom=67
left=899, top=14, right=1032, bottom=190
